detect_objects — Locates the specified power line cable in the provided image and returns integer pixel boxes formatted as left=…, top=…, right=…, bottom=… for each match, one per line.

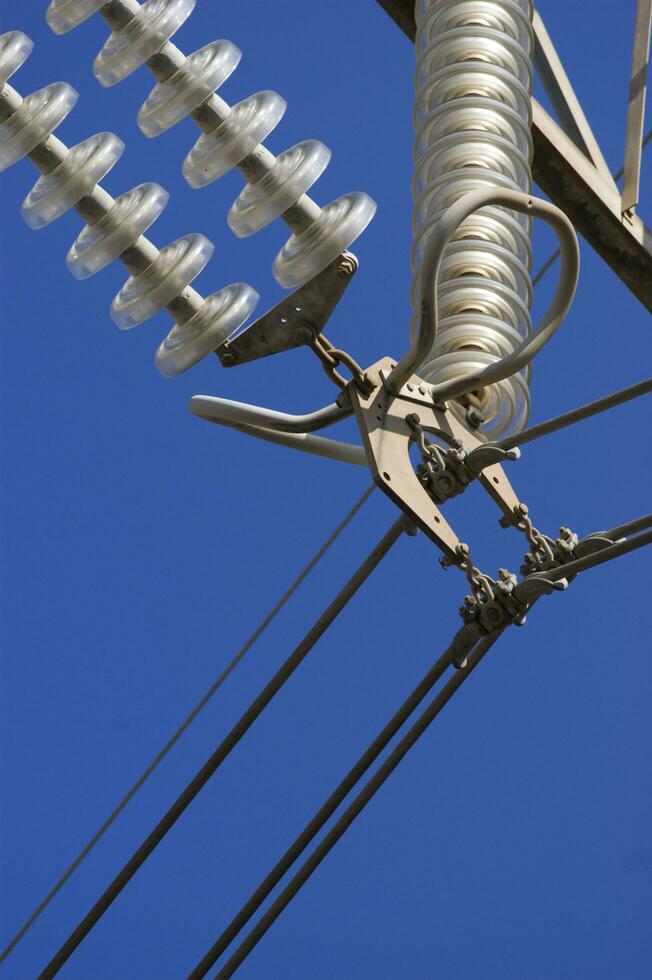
left=532, top=128, right=652, bottom=286
left=0, top=484, right=374, bottom=966
left=541, top=527, right=652, bottom=580
left=38, top=515, right=406, bottom=979
left=602, top=513, right=652, bottom=540
left=194, top=532, right=652, bottom=977
left=494, top=375, right=652, bottom=449
left=203, top=631, right=503, bottom=979
left=188, top=651, right=453, bottom=975
left=15, top=122, right=652, bottom=980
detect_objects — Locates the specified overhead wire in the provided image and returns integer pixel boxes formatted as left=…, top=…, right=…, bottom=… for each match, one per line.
left=194, top=531, right=652, bottom=978
left=602, top=513, right=652, bottom=540
left=494, top=375, right=652, bottom=449
left=203, top=631, right=504, bottom=979
left=542, top=527, right=652, bottom=580
left=187, top=650, right=453, bottom=975
left=38, top=516, right=407, bottom=978
left=0, top=484, right=374, bottom=965
left=11, top=85, right=652, bottom=980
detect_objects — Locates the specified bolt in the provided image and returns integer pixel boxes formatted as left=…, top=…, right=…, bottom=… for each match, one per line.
left=418, top=385, right=426, bottom=395
left=294, top=324, right=314, bottom=345
left=221, top=351, right=236, bottom=367
left=337, top=256, right=356, bottom=278
left=466, top=408, right=484, bottom=429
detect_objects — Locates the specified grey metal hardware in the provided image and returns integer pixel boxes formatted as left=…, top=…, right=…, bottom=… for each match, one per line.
left=349, top=356, right=522, bottom=560
left=216, top=252, right=358, bottom=368
left=532, top=11, right=615, bottom=186
left=622, top=0, right=652, bottom=215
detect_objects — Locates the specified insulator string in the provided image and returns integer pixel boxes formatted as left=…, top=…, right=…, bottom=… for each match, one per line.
left=0, top=30, right=259, bottom=378
left=45, top=0, right=378, bottom=288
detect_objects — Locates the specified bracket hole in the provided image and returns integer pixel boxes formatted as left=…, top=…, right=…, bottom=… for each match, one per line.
left=434, top=515, right=441, bottom=524
left=383, top=471, right=391, bottom=481
left=493, top=476, right=500, bottom=484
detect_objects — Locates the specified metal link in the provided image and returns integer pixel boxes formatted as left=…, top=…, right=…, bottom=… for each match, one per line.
left=308, top=333, right=372, bottom=394
left=454, top=543, right=497, bottom=603
left=407, top=413, right=474, bottom=504
left=443, top=546, right=524, bottom=669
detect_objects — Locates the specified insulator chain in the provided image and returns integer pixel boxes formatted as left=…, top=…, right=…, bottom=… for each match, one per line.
left=45, top=0, right=377, bottom=290
left=412, top=0, right=535, bottom=440
left=0, top=30, right=259, bottom=379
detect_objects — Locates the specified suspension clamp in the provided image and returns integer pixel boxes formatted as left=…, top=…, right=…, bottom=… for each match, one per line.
left=502, top=502, right=617, bottom=577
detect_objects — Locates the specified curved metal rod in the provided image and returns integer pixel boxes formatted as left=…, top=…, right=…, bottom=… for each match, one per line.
left=194, top=412, right=367, bottom=467
left=388, top=188, right=580, bottom=397
left=188, top=394, right=352, bottom=433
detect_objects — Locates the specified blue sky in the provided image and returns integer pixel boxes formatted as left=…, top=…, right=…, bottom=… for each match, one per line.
left=1, top=1, right=650, bottom=978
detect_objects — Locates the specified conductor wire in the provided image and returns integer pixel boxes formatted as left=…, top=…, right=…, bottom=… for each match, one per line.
left=1, top=485, right=373, bottom=965
left=203, top=632, right=504, bottom=979
left=38, top=513, right=406, bottom=978
left=189, top=651, right=453, bottom=976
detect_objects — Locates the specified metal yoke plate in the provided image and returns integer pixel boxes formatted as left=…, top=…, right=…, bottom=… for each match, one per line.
left=350, top=357, right=522, bottom=559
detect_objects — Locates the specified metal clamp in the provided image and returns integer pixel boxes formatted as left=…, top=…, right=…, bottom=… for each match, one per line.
left=348, top=357, right=522, bottom=561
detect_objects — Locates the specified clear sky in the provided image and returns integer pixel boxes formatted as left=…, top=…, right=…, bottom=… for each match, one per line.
left=1, top=1, right=650, bottom=978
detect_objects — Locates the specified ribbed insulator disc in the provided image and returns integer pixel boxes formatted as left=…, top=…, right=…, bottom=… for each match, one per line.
left=413, top=168, right=529, bottom=230
left=46, top=0, right=107, bottom=35
left=0, top=82, right=78, bottom=172
left=412, top=207, right=532, bottom=273
left=111, top=233, right=214, bottom=329
left=416, top=26, right=532, bottom=90
left=138, top=39, right=241, bottom=137
left=228, top=140, right=331, bottom=238
left=273, top=192, right=377, bottom=289
left=415, top=62, right=531, bottom=125
left=414, top=132, right=531, bottom=197
left=415, top=98, right=532, bottom=164
left=156, top=283, right=260, bottom=376
left=67, top=182, right=169, bottom=280
left=0, top=31, right=34, bottom=84
left=422, top=348, right=531, bottom=437
left=183, top=90, right=286, bottom=188
left=22, top=132, right=125, bottom=229
left=416, top=0, right=533, bottom=50
left=94, top=0, right=196, bottom=87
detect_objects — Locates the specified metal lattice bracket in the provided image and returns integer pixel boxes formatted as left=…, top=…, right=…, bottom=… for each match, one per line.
left=216, top=252, right=358, bottom=368
left=349, top=357, right=522, bottom=560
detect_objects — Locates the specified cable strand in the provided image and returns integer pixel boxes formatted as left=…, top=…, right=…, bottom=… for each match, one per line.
left=0, top=485, right=374, bottom=966
left=37, top=513, right=404, bottom=979
left=208, top=632, right=503, bottom=979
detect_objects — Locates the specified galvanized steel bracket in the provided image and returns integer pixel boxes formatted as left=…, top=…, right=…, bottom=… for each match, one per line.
left=349, top=356, right=522, bottom=561
left=216, top=252, right=358, bottom=368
